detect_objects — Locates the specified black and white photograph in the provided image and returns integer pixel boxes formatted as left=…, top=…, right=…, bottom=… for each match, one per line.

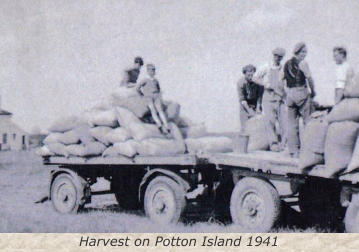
left=1, top=0, right=359, bottom=234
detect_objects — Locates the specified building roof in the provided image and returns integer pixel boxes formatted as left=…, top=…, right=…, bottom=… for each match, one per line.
left=0, top=109, right=12, bottom=116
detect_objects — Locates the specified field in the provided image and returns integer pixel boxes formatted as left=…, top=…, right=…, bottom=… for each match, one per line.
left=0, top=150, right=326, bottom=233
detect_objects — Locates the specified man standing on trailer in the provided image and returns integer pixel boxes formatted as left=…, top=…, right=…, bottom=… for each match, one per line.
left=254, top=47, right=287, bottom=152
left=283, top=42, right=316, bottom=158
left=120, top=56, right=144, bottom=88
left=333, top=46, right=355, bottom=104
left=237, top=64, right=264, bottom=132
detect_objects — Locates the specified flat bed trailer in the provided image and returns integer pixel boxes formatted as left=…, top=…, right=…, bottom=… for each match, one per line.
left=43, top=150, right=359, bottom=232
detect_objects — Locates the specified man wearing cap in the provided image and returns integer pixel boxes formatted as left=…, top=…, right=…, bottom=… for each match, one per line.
left=237, top=64, right=264, bottom=132
left=333, top=46, right=355, bottom=104
left=283, top=42, right=316, bottom=157
left=254, top=47, right=286, bottom=152
left=120, top=56, right=144, bottom=88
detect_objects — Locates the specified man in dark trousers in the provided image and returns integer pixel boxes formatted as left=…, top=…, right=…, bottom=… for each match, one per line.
left=120, top=56, right=144, bottom=88
left=283, top=42, right=316, bottom=158
left=237, top=64, right=264, bottom=132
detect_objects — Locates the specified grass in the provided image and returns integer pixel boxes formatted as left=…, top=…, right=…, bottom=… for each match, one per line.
left=0, top=150, right=328, bottom=233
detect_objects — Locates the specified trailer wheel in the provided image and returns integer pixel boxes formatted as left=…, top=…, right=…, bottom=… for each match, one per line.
left=51, top=174, right=83, bottom=213
left=230, top=177, right=280, bottom=232
left=144, top=176, right=185, bottom=224
left=344, top=194, right=359, bottom=233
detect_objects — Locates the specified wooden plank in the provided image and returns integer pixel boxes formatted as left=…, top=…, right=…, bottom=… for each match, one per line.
left=46, top=154, right=197, bottom=166
left=134, top=154, right=197, bottom=165
left=200, top=151, right=300, bottom=175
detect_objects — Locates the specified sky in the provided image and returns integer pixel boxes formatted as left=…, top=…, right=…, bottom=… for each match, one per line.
left=1, top=0, right=359, bottom=133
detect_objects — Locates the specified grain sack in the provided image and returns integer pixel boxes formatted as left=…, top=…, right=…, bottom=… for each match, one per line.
left=66, top=142, right=106, bottom=157
left=89, top=126, right=113, bottom=145
left=347, top=136, right=359, bottom=173
left=114, top=106, right=141, bottom=128
left=84, top=141, right=107, bottom=156
left=110, top=86, right=139, bottom=100
left=299, top=148, right=324, bottom=170
left=43, top=132, right=63, bottom=145
left=48, top=116, right=79, bottom=133
left=112, top=94, right=149, bottom=118
left=36, top=146, right=53, bottom=156
left=302, top=117, right=328, bottom=154
left=128, top=122, right=164, bottom=141
left=185, top=136, right=233, bottom=154
left=163, top=101, right=181, bottom=121
left=91, top=99, right=112, bottom=111
left=87, top=109, right=119, bottom=127
left=325, top=121, right=359, bottom=175
left=47, top=143, right=68, bottom=157
left=245, top=115, right=269, bottom=151
left=58, top=129, right=81, bottom=145
left=66, top=144, right=87, bottom=157
left=327, top=98, right=359, bottom=123
left=136, top=138, right=186, bottom=156
left=102, top=140, right=138, bottom=158
left=344, top=75, right=359, bottom=98
left=180, top=123, right=208, bottom=138
left=73, top=124, right=94, bottom=144
left=104, top=127, right=131, bottom=144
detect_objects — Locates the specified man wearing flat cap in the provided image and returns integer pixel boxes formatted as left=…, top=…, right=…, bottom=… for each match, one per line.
left=254, top=47, right=287, bottom=152
left=283, top=42, right=316, bottom=157
left=237, top=64, right=264, bottom=132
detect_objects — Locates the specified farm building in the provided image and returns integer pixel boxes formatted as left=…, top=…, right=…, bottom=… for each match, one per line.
left=0, top=108, right=29, bottom=151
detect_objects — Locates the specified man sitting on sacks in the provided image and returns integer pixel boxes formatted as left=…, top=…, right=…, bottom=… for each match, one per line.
left=137, top=63, right=171, bottom=135
left=120, top=56, right=144, bottom=88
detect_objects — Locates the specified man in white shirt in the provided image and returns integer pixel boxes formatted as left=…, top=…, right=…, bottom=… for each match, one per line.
left=254, top=47, right=286, bottom=151
left=333, top=46, right=355, bottom=104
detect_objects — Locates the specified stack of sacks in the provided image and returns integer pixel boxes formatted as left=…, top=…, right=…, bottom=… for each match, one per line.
left=316, top=78, right=359, bottom=176
left=38, top=86, right=233, bottom=159
left=299, top=112, right=328, bottom=171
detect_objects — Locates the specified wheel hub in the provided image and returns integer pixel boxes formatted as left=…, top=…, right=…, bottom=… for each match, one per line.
left=241, top=192, right=265, bottom=224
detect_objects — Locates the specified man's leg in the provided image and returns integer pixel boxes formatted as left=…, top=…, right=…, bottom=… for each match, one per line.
left=286, top=89, right=300, bottom=156
left=154, top=97, right=169, bottom=131
left=299, top=96, right=312, bottom=126
left=147, top=100, right=163, bottom=128
left=278, top=101, right=287, bottom=150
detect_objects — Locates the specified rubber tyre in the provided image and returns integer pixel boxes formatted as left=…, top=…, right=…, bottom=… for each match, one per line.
left=111, top=180, right=140, bottom=210
left=51, top=174, right=83, bottom=214
left=344, top=194, right=359, bottom=233
left=144, top=176, right=186, bottom=224
left=230, top=177, right=280, bottom=232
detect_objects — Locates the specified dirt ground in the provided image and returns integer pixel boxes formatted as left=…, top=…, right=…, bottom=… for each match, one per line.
left=0, top=150, right=324, bottom=233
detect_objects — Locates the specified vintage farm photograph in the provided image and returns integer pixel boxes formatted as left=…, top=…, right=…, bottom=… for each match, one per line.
left=1, top=0, right=359, bottom=233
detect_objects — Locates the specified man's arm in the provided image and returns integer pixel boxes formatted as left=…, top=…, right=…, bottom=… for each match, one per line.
left=253, top=64, right=268, bottom=88
left=120, top=69, right=130, bottom=87
left=136, top=78, right=147, bottom=95
left=300, top=61, right=316, bottom=97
